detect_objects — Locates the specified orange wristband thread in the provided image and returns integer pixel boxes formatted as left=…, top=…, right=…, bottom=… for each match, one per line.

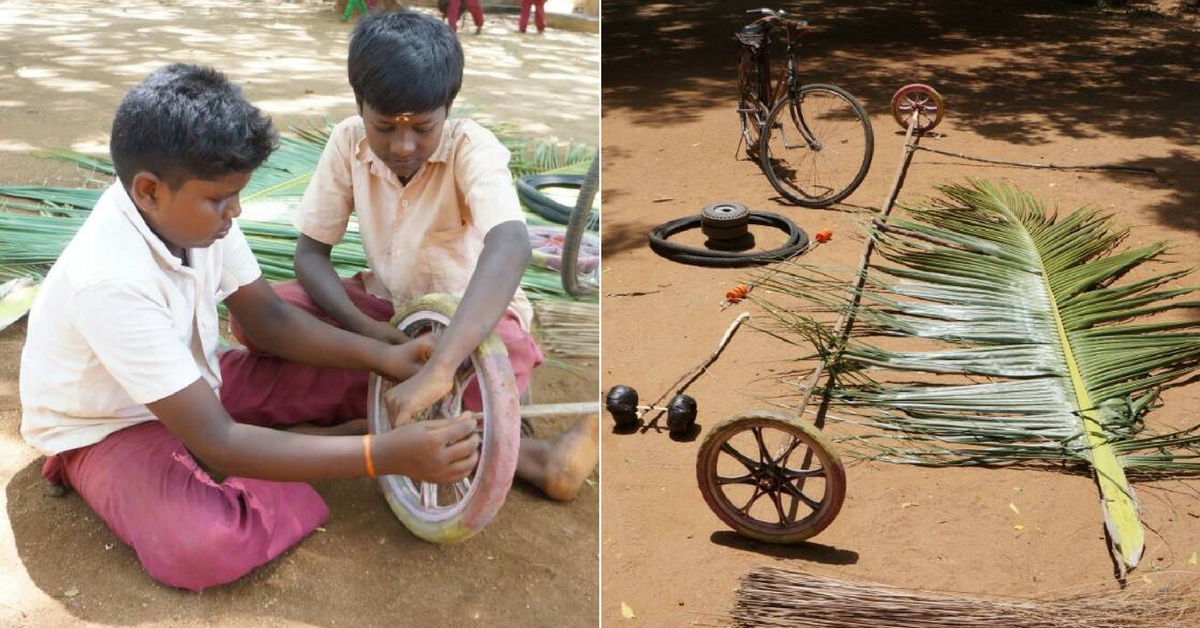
left=363, top=434, right=376, bottom=478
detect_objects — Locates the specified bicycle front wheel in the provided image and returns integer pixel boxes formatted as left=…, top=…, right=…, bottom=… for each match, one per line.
left=760, top=84, right=874, bottom=208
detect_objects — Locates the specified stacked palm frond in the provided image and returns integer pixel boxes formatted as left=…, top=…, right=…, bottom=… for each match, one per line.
left=734, top=566, right=1200, bottom=628
left=751, top=179, right=1200, bottom=573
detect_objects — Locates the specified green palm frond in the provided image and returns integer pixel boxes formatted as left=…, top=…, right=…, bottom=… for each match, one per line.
left=756, top=179, right=1200, bottom=572
left=0, top=123, right=595, bottom=303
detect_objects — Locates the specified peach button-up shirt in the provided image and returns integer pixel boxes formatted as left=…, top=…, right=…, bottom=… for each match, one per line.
left=293, top=116, right=533, bottom=329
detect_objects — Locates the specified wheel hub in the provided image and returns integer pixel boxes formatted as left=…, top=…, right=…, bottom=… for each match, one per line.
left=754, top=463, right=784, bottom=491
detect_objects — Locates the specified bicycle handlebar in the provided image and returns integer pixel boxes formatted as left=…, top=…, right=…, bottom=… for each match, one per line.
left=744, top=8, right=808, bottom=28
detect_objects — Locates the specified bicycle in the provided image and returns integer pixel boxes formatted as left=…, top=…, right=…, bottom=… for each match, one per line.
left=736, top=8, right=874, bottom=208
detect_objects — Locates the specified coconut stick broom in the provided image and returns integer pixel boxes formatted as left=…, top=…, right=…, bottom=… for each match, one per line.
left=733, top=566, right=1200, bottom=628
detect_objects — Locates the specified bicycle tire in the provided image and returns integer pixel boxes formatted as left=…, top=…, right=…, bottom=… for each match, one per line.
left=760, top=83, right=874, bottom=208
left=561, top=154, right=600, bottom=297
left=517, top=173, right=583, bottom=225
left=366, top=294, right=521, bottom=544
left=647, top=211, right=809, bottom=268
left=696, top=410, right=846, bottom=544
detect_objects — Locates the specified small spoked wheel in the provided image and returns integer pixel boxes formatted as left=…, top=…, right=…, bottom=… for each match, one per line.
left=366, top=294, right=521, bottom=544
left=696, top=410, right=846, bottom=543
left=890, top=83, right=944, bottom=132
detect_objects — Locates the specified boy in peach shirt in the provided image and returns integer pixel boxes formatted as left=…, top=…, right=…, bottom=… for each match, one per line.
left=221, top=9, right=597, bottom=501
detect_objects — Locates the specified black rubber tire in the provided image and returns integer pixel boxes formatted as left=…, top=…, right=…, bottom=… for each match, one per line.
left=702, top=223, right=751, bottom=242
left=517, top=174, right=584, bottom=225
left=760, top=83, right=874, bottom=208
left=561, top=155, right=600, bottom=297
left=705, top=233, right=756, bottom=252
left=647, top=211, right=809, bottom=268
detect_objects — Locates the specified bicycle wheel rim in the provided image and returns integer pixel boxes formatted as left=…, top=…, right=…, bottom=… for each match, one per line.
left=696, top=411, right=846, bottom=543
left=760, top=84, right=874, bottom=208
left=366, top=295, right=520, bottom=543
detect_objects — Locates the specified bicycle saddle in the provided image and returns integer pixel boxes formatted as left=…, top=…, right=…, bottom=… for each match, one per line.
left=735, top=22, right=768, bottom=47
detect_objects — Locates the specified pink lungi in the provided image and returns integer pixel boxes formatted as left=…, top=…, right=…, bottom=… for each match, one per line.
left=41, top=276, right=542, bottom=591
left=446, top=0, right=484, bottom=32
left=519, top=0, right=546, bottom=33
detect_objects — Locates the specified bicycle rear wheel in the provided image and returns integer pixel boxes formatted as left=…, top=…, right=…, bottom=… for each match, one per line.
left=760, top=83, right=874, bottom=208
left=561, top=153, right=600, bottom=297
left=737, top=47, right=769, bottom=159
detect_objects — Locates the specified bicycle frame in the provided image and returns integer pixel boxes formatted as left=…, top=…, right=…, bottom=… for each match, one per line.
left=739, top=14, right=821, bottom=151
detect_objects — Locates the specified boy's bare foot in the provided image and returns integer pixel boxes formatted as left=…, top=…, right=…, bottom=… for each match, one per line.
left=517, top=412, right=599, bottom=501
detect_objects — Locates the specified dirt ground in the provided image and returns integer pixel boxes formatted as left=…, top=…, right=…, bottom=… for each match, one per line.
left=0, top=1, right=598, bottom=627
left=601, top=0, right=1200, bottom=626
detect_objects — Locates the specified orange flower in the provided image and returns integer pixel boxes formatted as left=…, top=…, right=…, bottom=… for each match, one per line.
left=814, top=229, right=833, bottom=243
left=725, top=284, right=750, bottom=304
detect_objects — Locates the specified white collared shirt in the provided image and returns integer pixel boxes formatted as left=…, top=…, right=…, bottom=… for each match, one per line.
left=19, top=182, right=262, bottom=455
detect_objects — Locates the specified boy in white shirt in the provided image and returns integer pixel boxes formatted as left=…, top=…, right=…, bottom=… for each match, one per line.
left=20, top=63, right=476, bottom=591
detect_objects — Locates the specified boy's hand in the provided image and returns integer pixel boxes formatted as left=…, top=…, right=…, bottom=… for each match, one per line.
left=378, top=414, right=480, bottom=483
left=383, top=366, right=456, bottom=429
left=359, top=318, right=410, bottom=345
left=377, top=336, right=435, bottom=382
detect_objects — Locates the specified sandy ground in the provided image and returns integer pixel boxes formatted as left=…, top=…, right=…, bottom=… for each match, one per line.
left=0, top=1, right=599, bottom=627
left=601, top=0, right=1200, bottom=626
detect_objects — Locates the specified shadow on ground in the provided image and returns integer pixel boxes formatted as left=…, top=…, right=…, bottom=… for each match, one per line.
left=602, top=0, right=1200, bottom=239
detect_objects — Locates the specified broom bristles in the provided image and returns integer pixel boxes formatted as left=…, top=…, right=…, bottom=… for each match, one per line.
left=534, top=301, right=599, bottom=358
left=734, top=566, right=1200, bottom=628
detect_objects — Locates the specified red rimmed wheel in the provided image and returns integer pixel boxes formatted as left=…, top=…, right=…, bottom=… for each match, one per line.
left=890, top=83, right=945, bottom=132
left=366, top=294, right=521, bottom=544
left=696, top=410, right=845, bottom=543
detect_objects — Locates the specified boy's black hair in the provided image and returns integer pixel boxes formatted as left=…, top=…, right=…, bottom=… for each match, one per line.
left=110, top=63, right=278, bottom=191
left=348, top=9, right=464, bottom=115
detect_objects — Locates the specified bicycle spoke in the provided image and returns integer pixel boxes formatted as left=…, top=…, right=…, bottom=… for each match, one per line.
left=716, top=472, right=758, bottom=486
left=763, top=85, right=871, bottom=207
left=774, top=436, right=803, bottom=467
left=769, top=488, right=789, bottom=524
left=782, top=465, right=827, bottom=480
left=720, top=441, right=762, bottom=473
left=752, top=427, right=772, bottom=465
left=780, top=480, right=823, bottom=512
left=738, top=486, right=767, bottom=515
left=420, top=481, right=437, bottom=509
